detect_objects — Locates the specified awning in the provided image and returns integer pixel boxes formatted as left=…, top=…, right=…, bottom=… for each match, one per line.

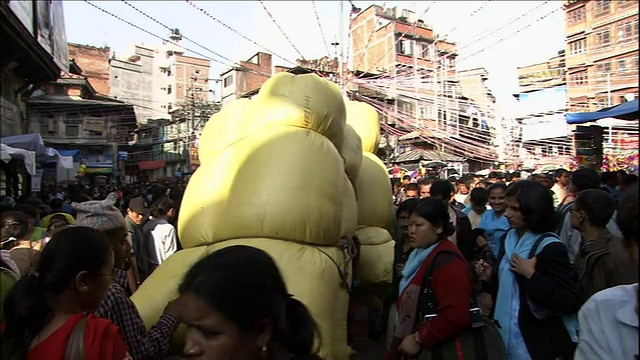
left=565, top=99, right=639, bottom=124
left=1, top=144, right=36, bottom=175
left=57, top=149, right=80, bottom=157
left=393, top=149, right=465, bottom=163
left=139, top=160, right=166, bottom=170
left=1, top=133, right=73, bottom=168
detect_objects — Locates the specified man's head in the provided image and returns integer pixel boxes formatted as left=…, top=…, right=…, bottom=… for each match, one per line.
left=404, top=183, right=420, bottom=200
left=469, top=187, right=489, bottom=215
left=570, top=168, right=600, bottom=193
left=401, top=175, right=411, bottom=186
left=570, top=190, right=616, bottom=231
left=126, top=197, right=148, bottom=226
left=601, top=171, right=619, bottom=187
left=555, top=168, right=570, bottom=187
left=616, top=187, right=638, bottom=266
left=511, top=171, right=521, bottom=182
left=419, top=177, right=437, bottom=198
left=429, top=180, right=454, bottom=204
left=488, top=172, right=501, bottom=183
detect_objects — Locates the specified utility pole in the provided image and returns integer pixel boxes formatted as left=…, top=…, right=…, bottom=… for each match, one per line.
left=339, top=0, right=344, bottom=90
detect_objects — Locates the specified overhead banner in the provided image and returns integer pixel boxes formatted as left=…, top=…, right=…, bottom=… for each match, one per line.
left=189, top=139, right=200, bottom=171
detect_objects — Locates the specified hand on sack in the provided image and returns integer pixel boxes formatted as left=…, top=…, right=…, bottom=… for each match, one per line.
left=164, top=296, right=185, bottom=319
left=398, top=333, right=421, bottom=356
left=509, top=254, right=537, bottom=279
left=475, top=259, right=493, bottom=282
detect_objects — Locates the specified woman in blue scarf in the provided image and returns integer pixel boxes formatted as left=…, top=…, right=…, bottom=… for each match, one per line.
left=476, top=180, right=580, bottom=360
left=476, top=182, right=510, bottom=257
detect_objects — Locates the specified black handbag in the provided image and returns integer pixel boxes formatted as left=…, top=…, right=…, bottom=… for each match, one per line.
left=410, top=250, right=508, bottom=360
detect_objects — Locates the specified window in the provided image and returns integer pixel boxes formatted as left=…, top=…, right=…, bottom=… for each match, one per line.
left=420, top=44, right=431, bottom=59
left=593, top=29, right=610, bottom=46
left=223, top=75, right=233, bottom=88
left=396, top=39, right=412, bottom=56
left=567, top=7, right=586, bottom=25
left=571, top=71, right=587, bottom=85
left=618, top=59, right=627, bottom=71
left=569, top=39, right=586, bottom=55
left=66, top=125, right=79, bottom=137
left=596, top=62, right=612, bottom=73
left=194, top=69, right=201, bottom=75
left=595, top=0, right=610, bottom=15
left=167, top=85, right=172, bottom=95
left=617, top=19, right=639, bottom=42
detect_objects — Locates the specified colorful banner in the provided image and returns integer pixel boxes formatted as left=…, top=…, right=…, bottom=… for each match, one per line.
left=189, top=139, right=200, bottom=171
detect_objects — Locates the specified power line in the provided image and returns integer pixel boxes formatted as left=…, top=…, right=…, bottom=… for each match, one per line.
left=259, top=0, right=306, bottom=60
left=184, top=0, right=297, bottom=66
left=311, top=0, right=332, bottom=57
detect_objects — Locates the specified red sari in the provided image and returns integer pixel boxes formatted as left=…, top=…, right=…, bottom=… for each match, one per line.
left=27, top=314, right=130, bottom=360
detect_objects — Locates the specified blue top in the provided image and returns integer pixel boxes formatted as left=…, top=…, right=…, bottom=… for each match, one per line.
left=478, top=209, right=510, bottom=256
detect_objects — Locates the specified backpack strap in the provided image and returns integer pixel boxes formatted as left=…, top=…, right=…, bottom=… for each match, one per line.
left=64, top=317, right=87, bottom=360
left=495, top=230, right=509, bottom=268
left=527, top=232, right=560, bottom=259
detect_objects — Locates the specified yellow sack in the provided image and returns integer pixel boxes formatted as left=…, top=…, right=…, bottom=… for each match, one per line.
left=340, top=176, right=358, bottom=239
left=339, top=124, right=363, bottom=186
left=256, top=73, right=346, bottom=149
left=179, top=127, right=345, bottom=249
left=198, top=98, right=256, bottom=163
left=134, top=239, right=352, bottom=360
left=355, top=152, right=393, bottom=228
left=356, top=227, right=393, bottom=291
left=356, top=226, right=393, bottom=246
left=345, top=101, right=380, bottom=153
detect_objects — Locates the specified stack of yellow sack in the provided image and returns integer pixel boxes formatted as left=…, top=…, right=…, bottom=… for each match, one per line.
left=132, top=73, right=358, bottom=360
left=345, top=101, right=395, bottom=295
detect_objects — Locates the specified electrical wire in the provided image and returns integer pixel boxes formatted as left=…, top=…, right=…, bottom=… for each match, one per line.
left=259, top=0, right=306, bottom=60
left=354, top=1, right=388, bottom=69
left=311, top=0, right=332, bottom=56
left=184, top=0, right=297, bottom=66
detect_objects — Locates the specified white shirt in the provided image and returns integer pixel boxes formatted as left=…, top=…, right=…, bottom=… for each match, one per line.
left=575, top=283, right=639, bottom=360
left=144, top=219, right=177, bottom=265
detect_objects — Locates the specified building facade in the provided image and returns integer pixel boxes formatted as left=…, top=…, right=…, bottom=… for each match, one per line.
left=67, top=43, right=111, bottom=95
left=564, top=0, right=638, bottom=112
left=514, top=51, right=572, bottom=167
left=220, top=52, right=273, bottom=106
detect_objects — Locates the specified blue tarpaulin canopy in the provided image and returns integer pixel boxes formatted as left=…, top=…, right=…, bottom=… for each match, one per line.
left=565, top=99, right=639, bottom=124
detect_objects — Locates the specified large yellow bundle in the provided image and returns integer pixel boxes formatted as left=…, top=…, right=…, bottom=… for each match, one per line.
left=339, top=124, right=363, bottom=186
left=178, top=127, right=345, bottom=249
left=340, top=176, right=358, bottom=238
left=132, top=239, right=352, bottom=360
left=345, top=100, right=380, bottom=153
left=354, top=152, right=393, bottom=228
left=256, top=72, right=346, bottom=149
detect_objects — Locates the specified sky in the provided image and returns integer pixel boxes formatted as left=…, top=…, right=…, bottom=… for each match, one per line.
left=63, top=1, right=566, bottom=111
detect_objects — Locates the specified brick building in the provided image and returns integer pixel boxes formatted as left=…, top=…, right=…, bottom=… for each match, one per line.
left=564, top=0, right=638, bottom=112
left=67, top=43, right=111, bottom=95
left=220, top=52, right=272, bottom=106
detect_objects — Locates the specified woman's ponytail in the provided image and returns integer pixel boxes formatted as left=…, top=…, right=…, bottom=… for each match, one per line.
left=2, top=272, right=52, bottom=360
left=283, top=297, right=321, bottom=357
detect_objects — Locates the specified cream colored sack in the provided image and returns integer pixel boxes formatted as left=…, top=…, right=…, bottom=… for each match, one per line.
left=358, top=240, right=394, bottom=287
left=355, top=152, right=393, bottom=228
left=256, top=72, right=346, bottom=149
left=356, top=226, right=393, bottom=246
left=198, top=98, right=256, bottom=163
left=345, top=101, right=380, bottom=153
left=133, top=239, right=353, bottom=360
left=340, top=176, right=358, bottom=239
left=339, top=124, right=363, bottom=185
left=178, top=127, right=345, bottom=249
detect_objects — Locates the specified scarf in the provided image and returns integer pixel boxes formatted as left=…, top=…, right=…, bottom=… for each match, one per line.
left=494, top=230, right=575, bottom=359
left=399, top=241, right=439, bottom=295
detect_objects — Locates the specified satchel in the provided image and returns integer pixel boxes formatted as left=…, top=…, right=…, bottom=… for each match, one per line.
left=411, top=251, right=507, bottom=360
left=64, top=317, right=88, bottom=360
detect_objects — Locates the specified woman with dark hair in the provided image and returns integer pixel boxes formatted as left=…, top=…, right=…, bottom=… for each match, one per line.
left=476, top=180, right=580, bottom=360
left=2, top=211, right=40, bottom=278
left=475, top=182, right=510, bottom=258
left=387, top=197, right=471, bottom=359
left=1, top=226, right=130, bottom=360
left=178, top=245, right=321, bottom=360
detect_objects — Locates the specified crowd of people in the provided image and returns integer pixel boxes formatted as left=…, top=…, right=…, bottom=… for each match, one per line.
left=0, top=166, right=637, bottom=360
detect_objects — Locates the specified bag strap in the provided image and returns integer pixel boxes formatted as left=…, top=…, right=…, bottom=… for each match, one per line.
left=496, top=230, right=509, bottom=267
left=527, top=232, right=559, bottom=259
left=64, top=317, right=88, bottom=360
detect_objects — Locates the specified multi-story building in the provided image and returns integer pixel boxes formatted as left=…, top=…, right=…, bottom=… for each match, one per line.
left=456, top=68, right=498, bottom=154
left=68, top=43, right=111, bottom=95
left=350, top=5, right=496, bottom=167
left=220, top=52, right=273, bottom=106
left=564, top=0, right=638, bottom=112
left=513, top=51, right=572, bottom=167
left=27, top=61, right=136, bottom=183
left=1, top=0, right=67, bottom=196
left=110, top=31, right=212, bottom=124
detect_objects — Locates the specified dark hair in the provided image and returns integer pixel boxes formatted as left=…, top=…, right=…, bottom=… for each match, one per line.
left=574, top=190, right=616, bottom=228
left=477, top=180, right=492, bottom=189
left=49, top=198, right=64, bottom=211
left=616, top=187, right=638, bottom=246
left=402, top=175, right=411, bottom=181
left=601, top=171, right=616, bottom=184
left=511, top=171, right=521, bottom=178
left=46, top=214, right=70, bottom=238
left=412, top=197, right=456, bottom=240
left=404, top=183, right=420, bottom=192
left=469, top=187, right=489, bottom=204
left=555, top=168, right=569, bottom=179
left=179, top=245, right=320, bottom=357
left=150, top=198, right=175, bottom=218
left=487, top=182, right=507, bottom=194
left=396, top=198, right=418, bottom=219
left=429, top=180, right=454, bottom=201
left=505, top=180, right=560, bottom=233
left=1, top=211, right=30, bottom=248
left=2, top=226, right=112, bottom=359
left=622, top=174, right=638, bottom=187
left=14, top=204, right=38, bottom=219
left=571, top=168, right=600, bottom=192
left=504, top=173, right=513, bottom=183
left=419, top=177, right=437, bottom=186
left=488, top=171, right=500, bottom=179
